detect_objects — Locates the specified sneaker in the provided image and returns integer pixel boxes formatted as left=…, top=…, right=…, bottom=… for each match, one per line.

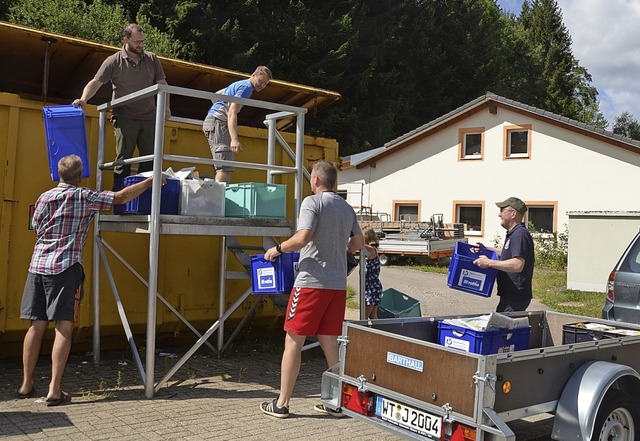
left=260, top=399, right=289, bottom=419
left=314, top=403, right=346, bottom=418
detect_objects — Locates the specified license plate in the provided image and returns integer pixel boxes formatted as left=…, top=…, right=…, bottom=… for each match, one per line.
left=375, top=395, right=442, bottom=439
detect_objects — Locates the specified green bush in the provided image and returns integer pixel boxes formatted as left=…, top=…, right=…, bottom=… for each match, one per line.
left=532, top=225, right=568, bottom=270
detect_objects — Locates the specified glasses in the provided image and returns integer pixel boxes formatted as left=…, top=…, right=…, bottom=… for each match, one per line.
left=500, top=207, right=516, bottom=214
left=129, top=39, right=145, bottom=45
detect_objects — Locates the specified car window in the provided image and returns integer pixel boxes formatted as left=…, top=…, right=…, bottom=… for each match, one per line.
left=621, top=234, right=640, bottom=273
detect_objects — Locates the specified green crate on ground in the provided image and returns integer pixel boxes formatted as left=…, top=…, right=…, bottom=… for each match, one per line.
left=378, top=288, right=421, bottom=318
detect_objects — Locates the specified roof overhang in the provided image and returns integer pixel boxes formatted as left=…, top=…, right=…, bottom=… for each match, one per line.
left=0, top=21, right=340, bottom=128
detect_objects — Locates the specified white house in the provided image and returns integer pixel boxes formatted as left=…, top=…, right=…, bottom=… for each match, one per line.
left=339, top=92, right=640, bottom=291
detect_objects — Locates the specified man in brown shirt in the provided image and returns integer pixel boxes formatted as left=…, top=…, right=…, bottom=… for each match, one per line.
left=73, top=23, right=170, bottom=180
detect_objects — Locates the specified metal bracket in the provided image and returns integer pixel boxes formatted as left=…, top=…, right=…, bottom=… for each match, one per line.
left=441, top=402, right=454, bottom=422
left=356, top=375, right=368, bottom=392
left=473, top=372, right=497, bottom=391
left=337, top=335, right=349, bottom=346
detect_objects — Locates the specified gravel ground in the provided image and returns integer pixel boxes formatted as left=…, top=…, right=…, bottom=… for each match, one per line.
left=345, top=263, right=549, bottom=319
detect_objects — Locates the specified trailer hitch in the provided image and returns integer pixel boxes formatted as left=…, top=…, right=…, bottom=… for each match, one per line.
left=473, top=372, right=497, bottom=391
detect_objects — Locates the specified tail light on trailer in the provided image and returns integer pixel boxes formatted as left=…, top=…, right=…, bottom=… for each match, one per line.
left=450, top=422, right=488, bottom=441
left=606, top=271, right=616, bottom=302
left=341, top=384, right=374, bottom=416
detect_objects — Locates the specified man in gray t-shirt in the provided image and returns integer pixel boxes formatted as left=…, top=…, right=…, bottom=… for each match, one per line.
left=260, top=160, right=364, bottom=419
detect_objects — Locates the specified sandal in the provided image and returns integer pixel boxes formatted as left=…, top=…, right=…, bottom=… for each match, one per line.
left=314, top=403, right=346, bottom=418
left=260, top=398, right=289, bottom=418
left=16, top=387, right=36, bottom=399
left=45, top=391, right=71, bottom=407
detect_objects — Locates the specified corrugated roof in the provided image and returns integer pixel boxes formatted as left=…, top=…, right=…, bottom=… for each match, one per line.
left=356, top=91, right=640, bottom=168
left=0, top=21, right=340, bottom=128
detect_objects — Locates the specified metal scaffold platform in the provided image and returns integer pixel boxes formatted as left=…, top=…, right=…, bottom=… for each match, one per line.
left=92, top=83, right=307, bottom=398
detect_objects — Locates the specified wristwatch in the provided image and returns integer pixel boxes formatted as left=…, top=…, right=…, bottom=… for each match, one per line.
left=276, top=244, right=282, bottom=253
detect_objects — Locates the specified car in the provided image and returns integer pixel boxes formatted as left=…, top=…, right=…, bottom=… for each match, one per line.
left=602, top=231, right=640, bottom=323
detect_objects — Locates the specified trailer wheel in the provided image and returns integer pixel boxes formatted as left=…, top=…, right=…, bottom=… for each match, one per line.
left=378, top=254, right=390, bottom=266
left=593, top=389, right=638, bottom=441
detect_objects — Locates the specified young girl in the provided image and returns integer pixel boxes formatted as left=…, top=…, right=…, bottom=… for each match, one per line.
left=363, top=228, right=383, bottom=319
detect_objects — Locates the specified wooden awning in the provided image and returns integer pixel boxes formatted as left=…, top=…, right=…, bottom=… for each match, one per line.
left=0, top=21, right=340, bottom=127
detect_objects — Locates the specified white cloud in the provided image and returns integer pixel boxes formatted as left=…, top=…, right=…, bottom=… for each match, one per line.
left=497, top=0, right=640, bottom=127
left=557, top=0, right=640, bottom=126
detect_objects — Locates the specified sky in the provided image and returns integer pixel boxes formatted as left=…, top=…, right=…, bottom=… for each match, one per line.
left=496, top=0, right=640, bottom=128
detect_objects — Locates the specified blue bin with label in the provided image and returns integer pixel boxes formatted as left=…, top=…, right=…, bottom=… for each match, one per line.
left=438, top=321, right=531, bottom=355
left=250, top=252, right=299, bottom=294
left=447, top=241, right=498, bottom=297
left=43, top=105, right=91, bottom=181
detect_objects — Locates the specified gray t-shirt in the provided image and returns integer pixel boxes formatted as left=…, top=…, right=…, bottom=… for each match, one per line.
left=295, top=191, right=362, bottom=290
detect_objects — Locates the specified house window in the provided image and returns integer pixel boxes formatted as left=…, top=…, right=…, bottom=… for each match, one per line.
left=453, top=201, right=484, bottom=236
left=393, top=201, right=420, bottom=222
left=458, top=127, right=484, bottom=160
left=524, top=202, right=557, bottom=233
left=503, top=124, right=532, bottom=159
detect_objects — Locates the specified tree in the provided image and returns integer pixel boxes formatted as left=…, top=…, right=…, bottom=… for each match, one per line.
left=612, top=111, right=640, bottom=140
left=518, top=0, right=600, bottom=125
left=6, top=0, right=184, bottom=58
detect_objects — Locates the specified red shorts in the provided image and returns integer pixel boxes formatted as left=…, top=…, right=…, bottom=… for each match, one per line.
left=283, top=287, right=346, bottom=336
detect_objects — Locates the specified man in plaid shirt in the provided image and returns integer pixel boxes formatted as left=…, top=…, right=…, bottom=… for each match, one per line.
left=16, top=155, right=157, bottom=406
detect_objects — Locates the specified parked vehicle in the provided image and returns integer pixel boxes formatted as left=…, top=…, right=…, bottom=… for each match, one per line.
left=602, top=231, right=640, bottom=323
left=322, top=311, right=640, bottom=440
left=360, top=214, right=467, bottom=265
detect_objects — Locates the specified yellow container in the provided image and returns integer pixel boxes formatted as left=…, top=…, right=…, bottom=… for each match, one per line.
left=0, top=92, right=338, bottom=357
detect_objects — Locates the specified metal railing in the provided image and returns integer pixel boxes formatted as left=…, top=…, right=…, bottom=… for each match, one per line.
left=91, top=83, right=308, bottom=397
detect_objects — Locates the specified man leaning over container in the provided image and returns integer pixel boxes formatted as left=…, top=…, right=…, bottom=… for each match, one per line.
left=473, top=197, right=535, bottom=312
left=202, top=66, right=272, bottom=183
left=73, top=23, right=170, bottom=182
left=259, top=160, right=365, bottom=419
left=16, top=155, right=160, bottom=406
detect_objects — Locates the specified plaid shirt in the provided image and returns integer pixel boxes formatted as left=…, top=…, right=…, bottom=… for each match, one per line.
left=29, top=183, right=114, bottom=275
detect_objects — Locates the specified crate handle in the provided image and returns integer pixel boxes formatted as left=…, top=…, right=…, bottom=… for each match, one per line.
left=49, top=140, right=59, bottom=156
left=452, top=330, right=466, bottom=337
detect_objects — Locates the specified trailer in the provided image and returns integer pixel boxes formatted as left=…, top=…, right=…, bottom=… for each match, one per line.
left=359, top=214, right=468, bottom=265
left=377, top=237, right=467, bottom=265
left=321, top=311, right=640, bottom=440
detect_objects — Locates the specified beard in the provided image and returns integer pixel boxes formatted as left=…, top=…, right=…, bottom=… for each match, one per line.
left=126, top=43, right=144, bottom=56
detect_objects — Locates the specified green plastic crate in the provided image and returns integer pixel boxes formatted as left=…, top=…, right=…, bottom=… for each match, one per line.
left=224, top=182, right=287, bottom=218
left=378, top=288, right=421, bottom=319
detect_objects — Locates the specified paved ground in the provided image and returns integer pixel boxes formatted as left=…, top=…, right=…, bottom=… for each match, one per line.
left=0, top=266, right=554, bottom=440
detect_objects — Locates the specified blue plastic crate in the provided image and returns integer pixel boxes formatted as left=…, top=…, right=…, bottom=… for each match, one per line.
left=447, top=241, right=498, bottom=297
left=378, top=288, right=421, bottom=318
left=438, top=322, right=531, bottom=355
left=250, top=253, right=299, bottom=294
left=123, top=176, right=180, bottom=215
left=225, top=183, right=286, bottom=218
left=43, top=105, right=91, bottom=181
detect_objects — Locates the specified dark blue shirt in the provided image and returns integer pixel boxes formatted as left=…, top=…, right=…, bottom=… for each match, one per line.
left=497, top=223, right=534, bottom=300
